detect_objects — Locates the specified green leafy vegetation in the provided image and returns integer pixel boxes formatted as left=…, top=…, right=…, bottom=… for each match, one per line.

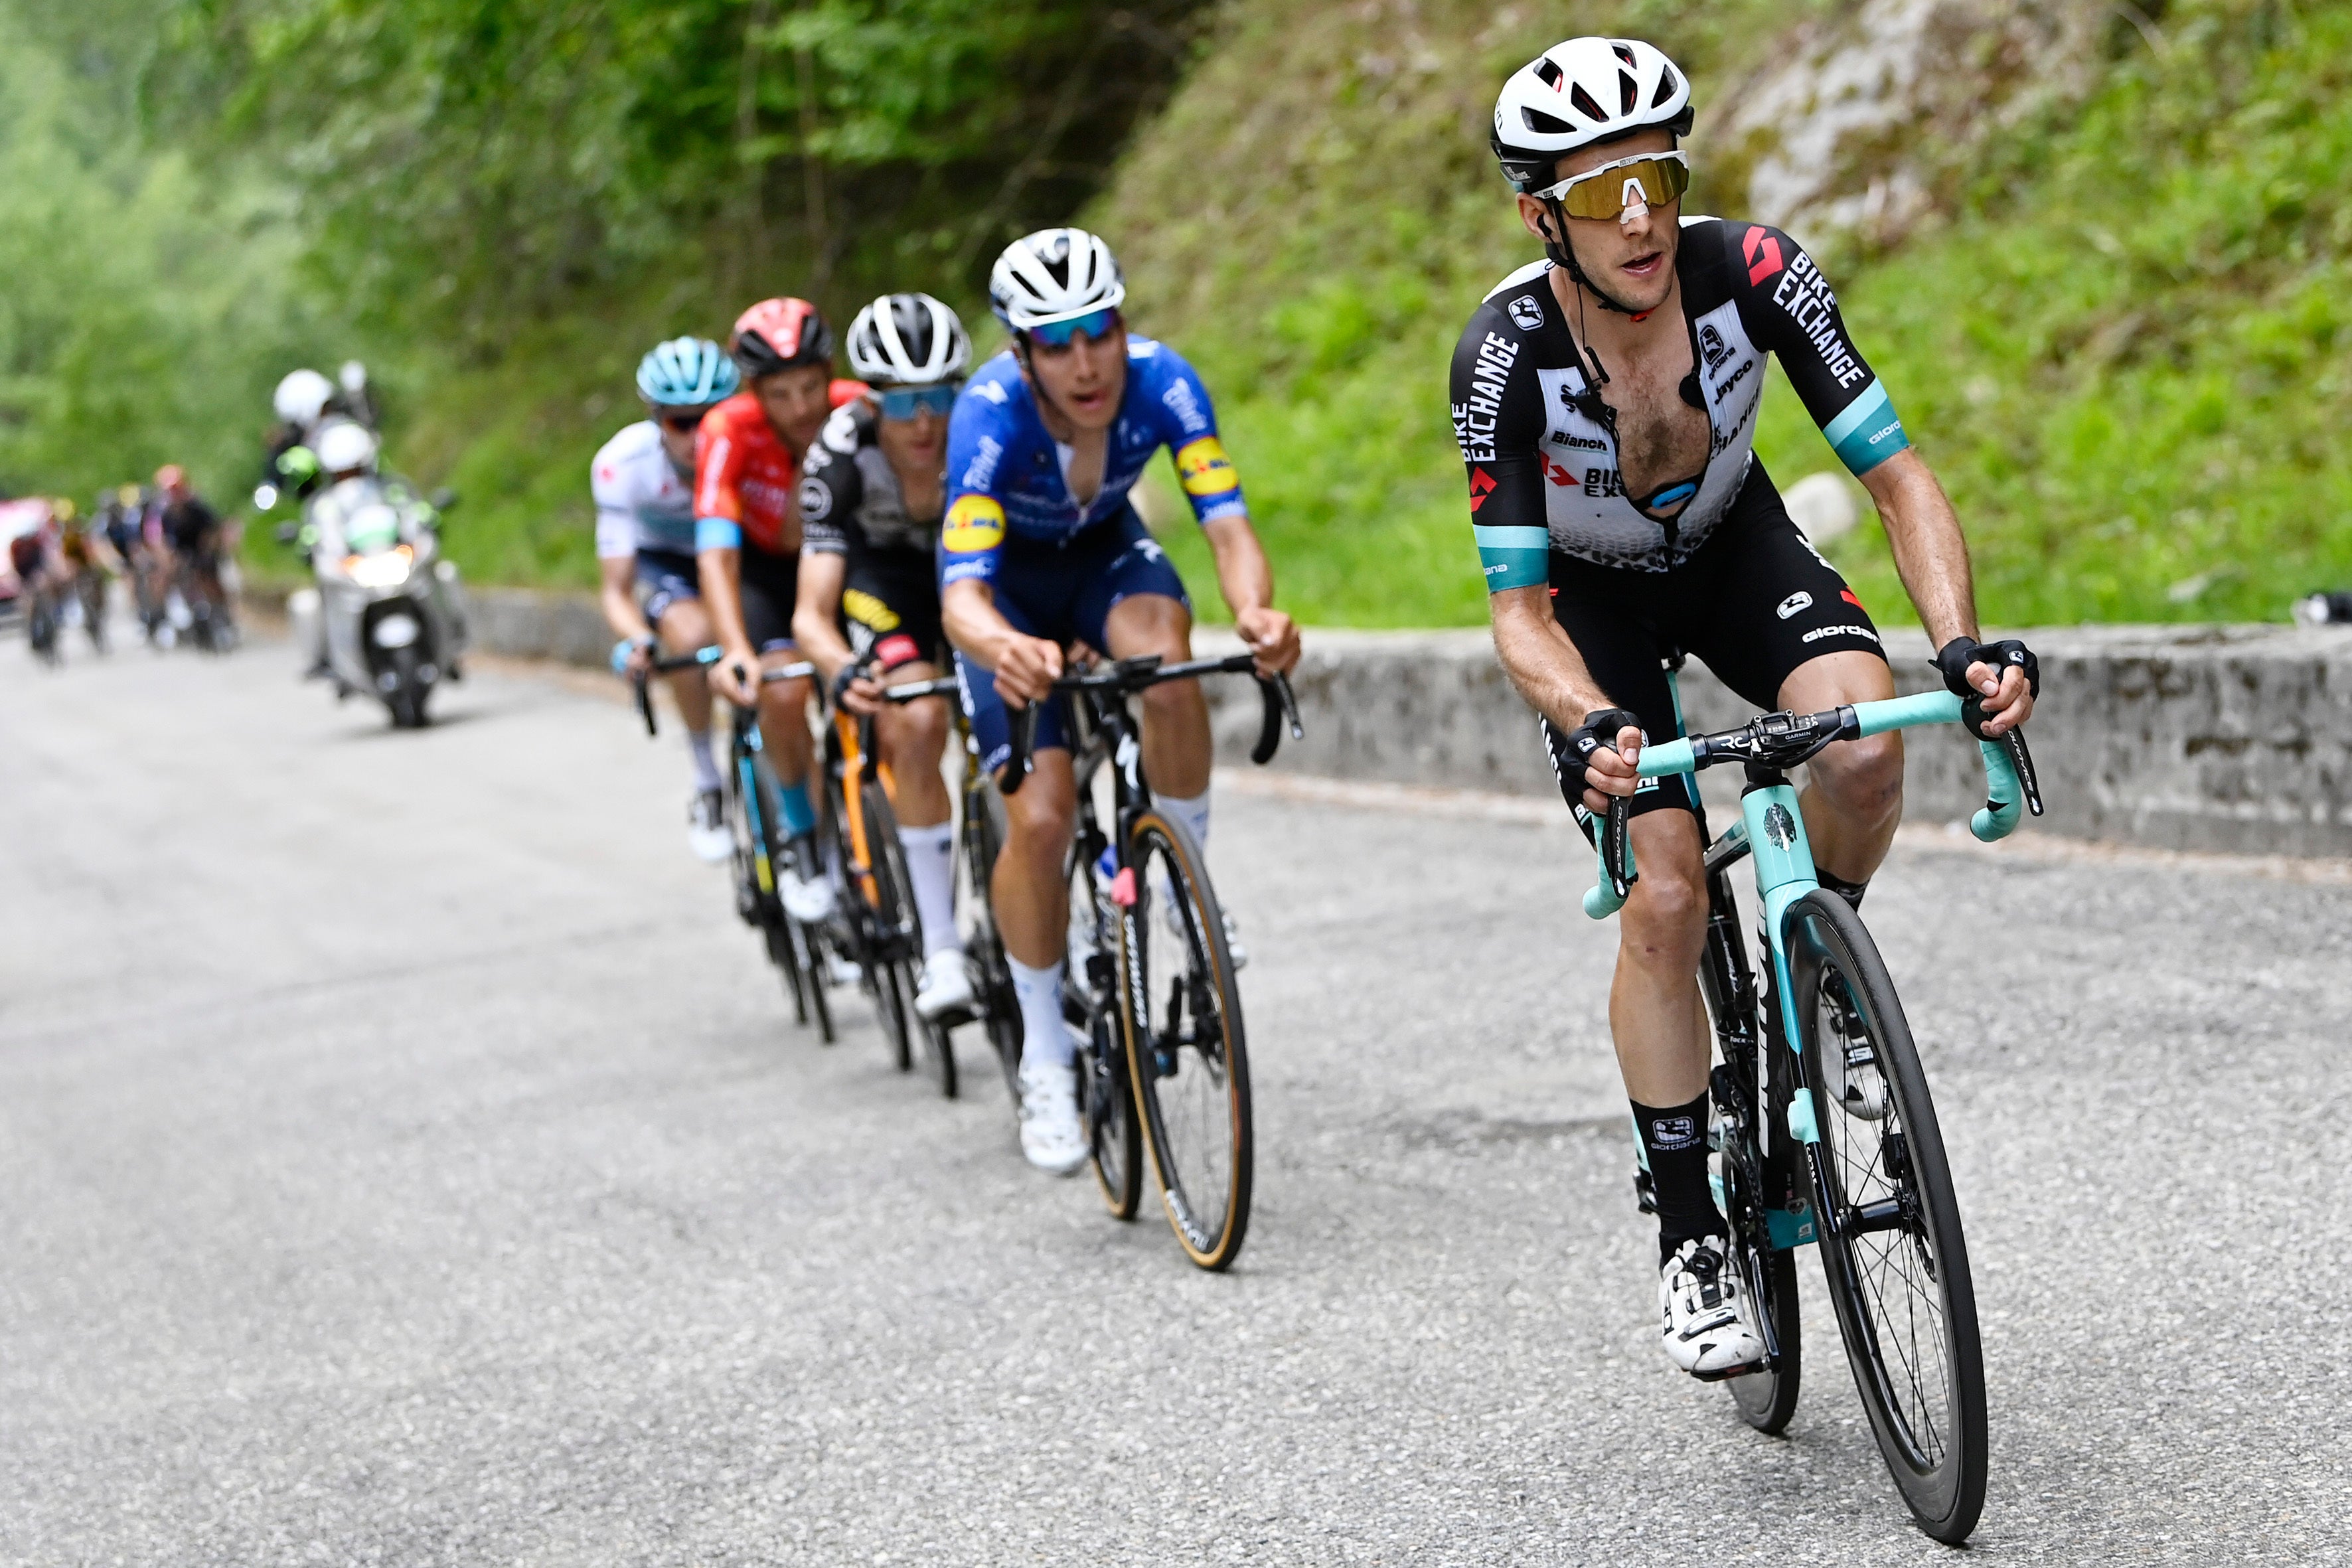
left=1119, top=0, right=2351, bottom=626
left=9, top=0, right=2349, bottom=627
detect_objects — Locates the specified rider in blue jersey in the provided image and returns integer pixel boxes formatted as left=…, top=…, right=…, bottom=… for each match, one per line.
left=941, top=228, right=1301, bottom=1175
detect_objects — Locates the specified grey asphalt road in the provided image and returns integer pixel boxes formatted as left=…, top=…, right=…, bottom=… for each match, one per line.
left=4, top=635, right=2347, bottom=1566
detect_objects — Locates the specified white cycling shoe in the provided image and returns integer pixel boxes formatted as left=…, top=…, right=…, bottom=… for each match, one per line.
left=686, top=790, right=732, bottom=865
left=1659, top=1237, right=1768, bottom=1379
left=913, top=949, right=975, bottom=1020
left=1016, top=1059, right=1089, bottom=1176
left=779, top=862, right=836, bottom=925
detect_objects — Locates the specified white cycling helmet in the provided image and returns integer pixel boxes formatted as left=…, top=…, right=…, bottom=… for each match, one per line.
left=1491, top=37, right=1693, bottom=193
left=988, top=228, right=1126, bottom=331
left=274, top=368, right=335, bottom=427
left=846, top=293, right=971, bottom=385
left=315, top=420, right=380, bottom=476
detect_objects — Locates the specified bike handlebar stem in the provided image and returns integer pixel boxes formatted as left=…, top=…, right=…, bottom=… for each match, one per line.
left=996, top=652, right=1303, bottom=795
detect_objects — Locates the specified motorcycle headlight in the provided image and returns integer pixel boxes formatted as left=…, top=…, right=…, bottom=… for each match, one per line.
left=343, top=544, right=414, bottom=588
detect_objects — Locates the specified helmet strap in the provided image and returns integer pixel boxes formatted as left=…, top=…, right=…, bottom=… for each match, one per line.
left=1542, top=196, right=1644, bottom=317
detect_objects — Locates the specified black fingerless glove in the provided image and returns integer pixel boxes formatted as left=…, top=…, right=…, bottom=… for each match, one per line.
left=829, top=662, right=864, bottom=710
left=1567, top=707, right=1644, bottom=788
left=1934, top=637, right=2041, bottom=700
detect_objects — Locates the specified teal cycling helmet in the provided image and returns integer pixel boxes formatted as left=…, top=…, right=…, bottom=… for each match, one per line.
left=635, top=337, right=740, bottom=410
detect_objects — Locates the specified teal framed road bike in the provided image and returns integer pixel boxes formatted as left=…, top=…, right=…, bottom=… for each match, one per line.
left=1581, top=658, right=2041, bottom=1545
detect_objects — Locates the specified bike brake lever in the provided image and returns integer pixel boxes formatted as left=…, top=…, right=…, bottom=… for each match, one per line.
left=633, top=669, right=657, bottom=738
left=2003, top=726, right=2044, bottom=817
left=999, top=703, right=1040, bottom=796
left=1603, top=793, right=1636, bottom=900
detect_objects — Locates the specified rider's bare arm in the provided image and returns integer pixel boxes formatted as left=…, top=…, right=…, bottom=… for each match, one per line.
left=598, top=555, right=652, bottom=647
left=1861, top=451, right=2033, bottom=731
left=1199, top=513, right=1300, bottom=674
left=943, top=578, right=1063, bottom=705
left=1488, top=584, right=1642, bottom=802
left=790, top=550, right=857, bottom=688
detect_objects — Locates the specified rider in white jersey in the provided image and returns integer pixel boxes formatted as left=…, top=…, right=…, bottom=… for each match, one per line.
left=595, top=337, right=742, bottom=862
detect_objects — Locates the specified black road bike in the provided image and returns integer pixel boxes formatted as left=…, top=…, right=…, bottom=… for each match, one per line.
left=996, top=652, right=1302, bottom=1271
left=635, top=648, right=834, bottom=1040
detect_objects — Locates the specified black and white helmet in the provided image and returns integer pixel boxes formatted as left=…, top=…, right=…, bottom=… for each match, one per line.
left=1492, top=37, right=1693, bottom=193
left=844, top=293, right=971, bottom=386
left=988, top=228, right=1126, bottom=331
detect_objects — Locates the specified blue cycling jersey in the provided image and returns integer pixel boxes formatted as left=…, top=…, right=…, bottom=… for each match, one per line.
left=939, top=339, right=1247, bottom=587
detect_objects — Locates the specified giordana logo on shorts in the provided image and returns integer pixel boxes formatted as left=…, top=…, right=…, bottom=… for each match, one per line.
left=1801, top=623, right=1881, bottom=645
left=1776, top=590, right=1812, bottom=620
left=1649, top=1115, right=1699, bottom=1150
left=1509, top=294, right=1545, bottom=331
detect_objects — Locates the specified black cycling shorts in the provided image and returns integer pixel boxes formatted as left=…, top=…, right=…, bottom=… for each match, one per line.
left=1538, top=461, right=1886, bottom=820
left=837, top=546, right=944, bottom=672
left=736, top=544, right=801, bottom=654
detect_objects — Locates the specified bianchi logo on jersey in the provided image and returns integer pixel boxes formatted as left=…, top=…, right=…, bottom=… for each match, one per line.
left=1509, top=294, right=1545, bottom=332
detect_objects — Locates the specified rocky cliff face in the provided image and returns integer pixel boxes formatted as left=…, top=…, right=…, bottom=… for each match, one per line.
left=1711, top=0, right=2109, bottom=253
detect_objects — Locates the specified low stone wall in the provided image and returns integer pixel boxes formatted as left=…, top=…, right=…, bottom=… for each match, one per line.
left=445, top=584, right=2352, bottom=856
left=1196, top=625, right=2352, bottom=857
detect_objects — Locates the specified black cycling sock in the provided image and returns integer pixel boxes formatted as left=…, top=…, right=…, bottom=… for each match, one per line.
left=1816, top=869, right=1868, bottom=910
left=1634, top=1091, right=1724, bottom=1264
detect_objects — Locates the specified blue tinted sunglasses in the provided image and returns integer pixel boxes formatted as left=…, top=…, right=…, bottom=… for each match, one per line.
left=876, top=384, right=959, bottom=420
left=1024, top=307, right=1120, bottom=348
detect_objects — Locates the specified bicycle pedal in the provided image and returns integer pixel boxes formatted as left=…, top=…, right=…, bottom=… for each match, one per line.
left=1691, top=1354, right=1772, bottom=1384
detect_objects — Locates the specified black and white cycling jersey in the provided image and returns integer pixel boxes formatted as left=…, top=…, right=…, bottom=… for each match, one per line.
left=1450, top=217, right=1910, bottom=584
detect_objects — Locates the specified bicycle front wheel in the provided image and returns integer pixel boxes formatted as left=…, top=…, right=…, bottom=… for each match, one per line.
left=1066, top=834, right=1140, bottom=1219
left=1120, top=811, right=1251, bottom=1270
left=1788, top=890, right=1986, bottom=1543
left=864, top=778, right=954, bottom=1096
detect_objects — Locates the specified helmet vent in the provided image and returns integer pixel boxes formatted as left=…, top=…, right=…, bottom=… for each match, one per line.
left=1533, top=57, right=1563, bottom=90
left=1522, top=106, right=1576, bottom=137
left=1652, top=66, right=1680, bottom=107
left=1567, top=82, right=1606, bottom=122
left=1618, top=71, right=1638, bottom=116
left=1611, top=42, right=1637, bottom=68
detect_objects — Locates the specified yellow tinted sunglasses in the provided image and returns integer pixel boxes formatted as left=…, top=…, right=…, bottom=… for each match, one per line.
left=1535, top=151, right=1691, bottom=220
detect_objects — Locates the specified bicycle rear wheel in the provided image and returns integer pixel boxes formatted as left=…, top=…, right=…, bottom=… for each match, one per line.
left=1788, top=890, right=1986, bottom=1543
left=1121, top=811, right=1251, bottom=1270
left=1066, top=833, right=1140, bottom=1219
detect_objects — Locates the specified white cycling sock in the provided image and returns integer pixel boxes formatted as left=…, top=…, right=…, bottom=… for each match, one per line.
left=1007, top=957, right=1074, bottom=1069
left=682, top=728, right=722, bottom=793
left=1154, top=787, right=1212, bottom=852
left=900, top=822, right=959, bottom=957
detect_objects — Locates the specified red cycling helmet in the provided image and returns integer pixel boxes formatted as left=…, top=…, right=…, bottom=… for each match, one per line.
left=730, top=298, right=834, bottom=380
left=155, top=464, right=189, bottom=495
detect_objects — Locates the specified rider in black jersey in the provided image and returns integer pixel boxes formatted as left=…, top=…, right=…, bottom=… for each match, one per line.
left=792, top=293, right=976, bottom=1023
left=1452, top=37, right=2037, bottom=1381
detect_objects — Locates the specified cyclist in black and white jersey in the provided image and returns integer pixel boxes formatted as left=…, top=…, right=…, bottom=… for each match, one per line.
left=791, top=293, right=975, bottom=1023
left=1452, top=37, right=2038, bottom=1380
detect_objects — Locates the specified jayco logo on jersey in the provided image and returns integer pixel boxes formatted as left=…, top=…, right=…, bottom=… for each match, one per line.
left=1159, top=378, right=1208, bottom=435
left=1776, top=590, right=1812, bottom=619
left=1509, top=295, right=1545, bottom=332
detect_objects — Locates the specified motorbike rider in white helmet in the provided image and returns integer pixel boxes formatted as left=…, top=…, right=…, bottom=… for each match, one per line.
left=791, top=293, right=977, bottom=1021
left=1457, top=37, right=2036, bottom=1379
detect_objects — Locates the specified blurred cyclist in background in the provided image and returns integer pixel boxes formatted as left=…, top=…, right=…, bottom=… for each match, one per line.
left=792, top=293, right=974, bottom=1020
left=694, top=299, right=866, bottom=923
left=595, top=337, right=742, bottom=864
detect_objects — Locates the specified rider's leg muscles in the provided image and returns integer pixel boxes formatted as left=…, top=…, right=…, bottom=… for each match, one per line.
left=1779, top=649, right=1901, bottom=896
left=1104, top=591, right=1214, bottom=844
left=756, top=663, right=818, bottom=836
left=1612, top=809, right=1724, bottom=1257
left=996, top=747, right=1078, bottom=1064
left=658, top=599, right=722, bottom=794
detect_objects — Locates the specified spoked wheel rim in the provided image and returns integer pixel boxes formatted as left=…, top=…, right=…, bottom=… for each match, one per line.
left=1121, top=815, right=1251, bottom=1270
left=1790, top=894, right=1985, bottom=1542
left=1067, top=840, right=1140, bottom=1219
